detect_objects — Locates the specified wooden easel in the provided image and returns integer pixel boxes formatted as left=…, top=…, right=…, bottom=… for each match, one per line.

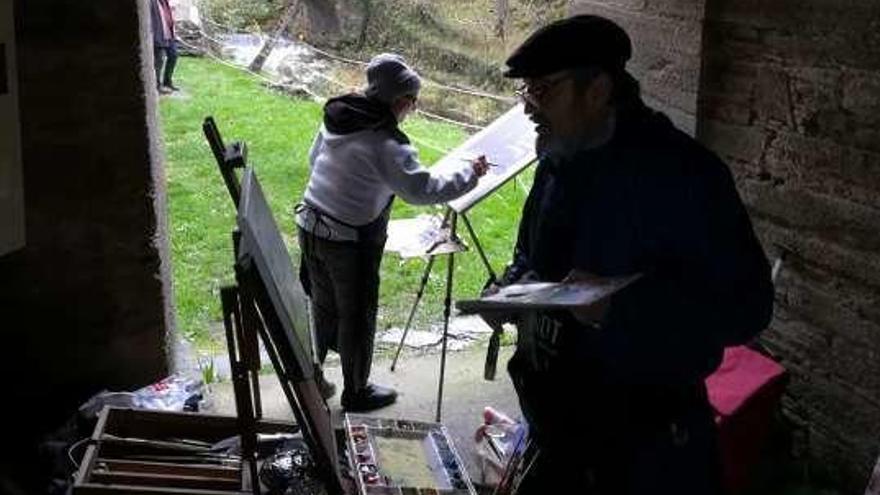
left=204, top=117, right=347, bottom=495
left=204, top=116, right=261, bottom=492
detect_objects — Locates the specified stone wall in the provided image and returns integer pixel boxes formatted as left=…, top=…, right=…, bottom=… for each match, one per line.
left=0, top=1, right=24, bottom=255
left=699, top=0, right=880, bottom=490
left=571, top=0, right=706, bottom=134
left=1, top=0, right=173, bottom=452
left=572, top=0, right=880, bottom=491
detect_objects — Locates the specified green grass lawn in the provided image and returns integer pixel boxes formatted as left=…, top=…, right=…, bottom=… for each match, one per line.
left=160, top=57, right=532, bottom=351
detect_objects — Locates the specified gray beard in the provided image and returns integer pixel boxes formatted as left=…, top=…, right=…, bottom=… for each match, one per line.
left=538, top=109, right=617, bottom=161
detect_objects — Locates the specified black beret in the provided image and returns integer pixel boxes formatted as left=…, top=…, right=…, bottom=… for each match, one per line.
left=504, top=15, right=632, bottom=78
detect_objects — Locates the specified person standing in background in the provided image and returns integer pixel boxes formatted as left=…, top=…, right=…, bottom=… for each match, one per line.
left=150, top=0, right=179, bottom=94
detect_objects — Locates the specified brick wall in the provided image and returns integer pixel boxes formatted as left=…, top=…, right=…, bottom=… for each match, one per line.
left=699, top=0, right=880, bottom=490
left=571, top=0, right=706, bottom=134
left=570, top=0, right=880, bottom=491
left=0, top=0, right=173, bottom=439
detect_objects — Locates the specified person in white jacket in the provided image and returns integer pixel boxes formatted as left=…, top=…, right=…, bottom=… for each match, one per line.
left=296, top=53, right=488, bottom=412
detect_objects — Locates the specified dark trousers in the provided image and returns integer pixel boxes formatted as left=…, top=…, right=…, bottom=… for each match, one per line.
left=297, top=228, right=385, bottom=395
left=506, top=312, right=722, bottom=494
left=516, top=409, right=720, bottom=494
left=512, top=382, right=721, bottom=495
left=153, top=41, right=177, bottom=87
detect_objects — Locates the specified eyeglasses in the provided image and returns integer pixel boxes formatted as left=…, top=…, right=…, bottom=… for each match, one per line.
left=514, top=73, right=571, bottom=107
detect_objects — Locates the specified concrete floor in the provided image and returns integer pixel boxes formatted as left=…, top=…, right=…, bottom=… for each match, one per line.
left=209, top=345, right=522, bottom=485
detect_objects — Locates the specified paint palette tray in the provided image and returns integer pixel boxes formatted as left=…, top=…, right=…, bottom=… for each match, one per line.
left=345, top=415, right=476, bottom=495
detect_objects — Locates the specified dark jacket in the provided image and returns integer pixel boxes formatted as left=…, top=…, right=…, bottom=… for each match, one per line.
left=150, top=0, right=175, bottom=48
left=505, top=100, right=773, bottom=449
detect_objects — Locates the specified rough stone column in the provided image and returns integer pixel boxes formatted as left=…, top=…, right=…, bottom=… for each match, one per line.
left=698, top=0, right=880, bottom=491
left=0, top=0, right=25, bottom=255
left=572, top=0, right=879, bottom=491
left=1, top=0, right=175, bottom=430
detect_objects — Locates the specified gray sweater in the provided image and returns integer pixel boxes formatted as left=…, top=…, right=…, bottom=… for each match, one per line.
left=296, top=124, right=477, bottom=239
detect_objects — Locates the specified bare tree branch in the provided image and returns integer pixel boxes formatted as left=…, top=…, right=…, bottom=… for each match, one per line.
left=494, top=0, right=509, bottom=40
left=248, top=0, right=302, bottom=73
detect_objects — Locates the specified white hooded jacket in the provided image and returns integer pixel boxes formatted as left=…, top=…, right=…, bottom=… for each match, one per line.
left=296, top=94, right=477, bottom=241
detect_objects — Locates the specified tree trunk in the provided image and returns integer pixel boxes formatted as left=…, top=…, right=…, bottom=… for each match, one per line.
left=302, top=0, right=342, bottom=43
left=356, top=0, right=372, bottom=50
left=248, top=0, right=302, bottom=73
left=494, top=0, right=509, bottom=40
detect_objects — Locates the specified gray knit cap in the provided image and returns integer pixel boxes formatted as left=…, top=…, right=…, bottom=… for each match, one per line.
left=364, top=53, right=421, bottom=103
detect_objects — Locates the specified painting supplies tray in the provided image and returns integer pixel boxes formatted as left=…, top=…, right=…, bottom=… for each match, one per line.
left=456, top=274, right=642, bottom=314
left=345, top=415, right=476, bottom=495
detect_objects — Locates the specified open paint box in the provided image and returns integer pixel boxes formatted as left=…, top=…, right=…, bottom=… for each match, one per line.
left=345, top=415, right=476, bottom=495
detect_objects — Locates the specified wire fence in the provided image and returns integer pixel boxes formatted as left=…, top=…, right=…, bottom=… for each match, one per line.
left=178, top=14, right=522, bottom=153
left=198, top=12, right=515, bottom=104
left=188, top=13, right=516, bottom=127
left=177, top=35, right=460, bottom=154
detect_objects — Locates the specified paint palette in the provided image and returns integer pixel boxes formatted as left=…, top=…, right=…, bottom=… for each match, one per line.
left=345, top=415, right=476, bottom=495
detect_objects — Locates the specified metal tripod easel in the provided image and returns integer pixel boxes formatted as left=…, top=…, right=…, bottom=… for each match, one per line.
left=388, top=206, right=498, bottom=422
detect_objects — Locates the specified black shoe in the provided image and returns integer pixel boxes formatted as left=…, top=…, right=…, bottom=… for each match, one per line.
left=341, top=383, right=397, bottom=412
left=317, top=375, right=336, bottom=400
left=163, top=83, right=180, bottom=92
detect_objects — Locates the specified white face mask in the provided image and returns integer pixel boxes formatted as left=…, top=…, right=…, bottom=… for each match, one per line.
left=394, top=96, right=417, bottom=123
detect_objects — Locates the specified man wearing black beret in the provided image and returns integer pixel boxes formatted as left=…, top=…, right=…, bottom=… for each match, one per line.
left=493, top=15, right=774, bottom=494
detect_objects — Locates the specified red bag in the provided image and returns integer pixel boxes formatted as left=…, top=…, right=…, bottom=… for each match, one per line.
left=706, top=345, right=787, bottom=492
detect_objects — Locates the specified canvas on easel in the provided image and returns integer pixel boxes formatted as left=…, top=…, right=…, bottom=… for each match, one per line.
left=384, top=103, right=537, bottom=262
left=203, top=118, right=344, bottom=493
left=434, top=103, right=538, bottom=214
left=235, top=168, right=346, bottom=494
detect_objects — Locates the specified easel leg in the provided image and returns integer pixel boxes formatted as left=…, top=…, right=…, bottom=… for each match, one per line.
left=390, top=209, right=456, bottom=372
left=461, top=212, right=498, bottom=282
left=220, top=286, right=261, bottom=494
left=436, top=249, right=455, bottom=423
left=390, top=255, right=436, bottom=372
left=460, top=212, right=506, bottom=384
